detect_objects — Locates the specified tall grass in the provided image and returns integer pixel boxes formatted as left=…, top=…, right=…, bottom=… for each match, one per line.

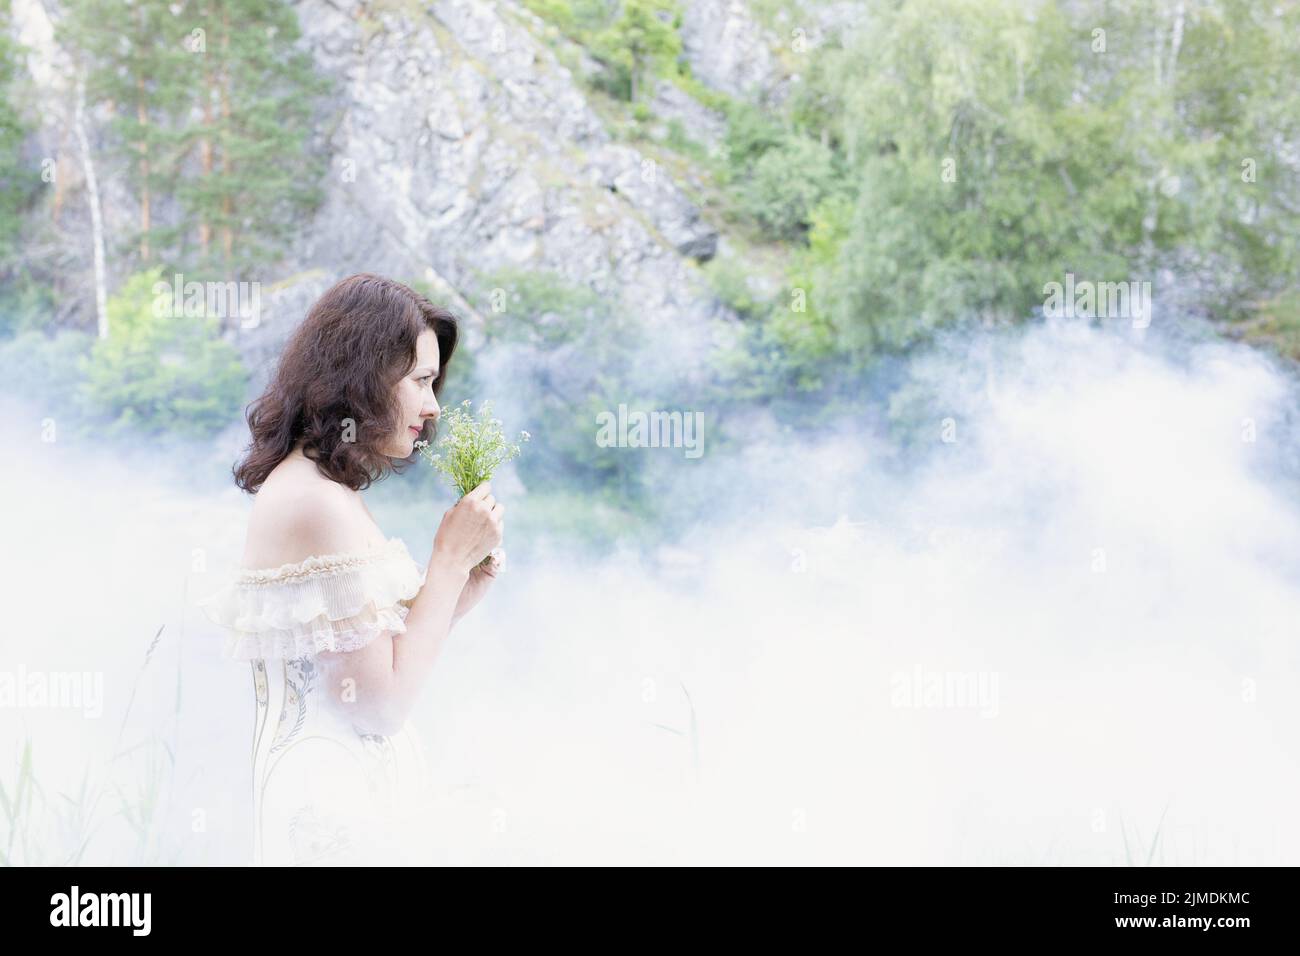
left=651, top=680, right=701, bottom=785
left=0, top=623, right=185, bottom=866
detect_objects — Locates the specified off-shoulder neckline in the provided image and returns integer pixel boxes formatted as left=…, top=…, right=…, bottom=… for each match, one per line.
left=236, top=536, right=412, bottom=585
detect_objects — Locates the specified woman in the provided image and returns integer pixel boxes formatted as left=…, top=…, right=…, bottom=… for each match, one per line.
left=198, top=273, right=504, bottom=865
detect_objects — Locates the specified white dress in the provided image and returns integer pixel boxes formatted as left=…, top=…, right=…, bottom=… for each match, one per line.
left=197, top=536, right=435, bottom=866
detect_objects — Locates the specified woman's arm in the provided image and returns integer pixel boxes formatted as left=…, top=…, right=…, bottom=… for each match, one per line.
left=320, top=558, right=468, bottom=736
left=318, top=482, right=502, bottom=735
left=449, top=549, right=504, bottom=628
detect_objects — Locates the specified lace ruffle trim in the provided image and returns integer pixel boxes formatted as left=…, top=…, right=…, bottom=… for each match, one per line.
left=220, top=602, right=415, bottom=661
left=196, top=538, right=426, bottom=661
left=235, top=537, right=411, bottom=586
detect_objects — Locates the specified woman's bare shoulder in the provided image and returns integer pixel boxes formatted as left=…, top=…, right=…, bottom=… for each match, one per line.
left=241, top=461, right=370, bottom=569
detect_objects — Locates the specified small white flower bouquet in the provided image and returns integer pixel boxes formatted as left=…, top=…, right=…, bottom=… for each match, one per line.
left=415, top=400, right=529, bottom=566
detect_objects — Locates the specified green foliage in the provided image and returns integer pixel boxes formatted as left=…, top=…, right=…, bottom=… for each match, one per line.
left=804, top=1, right=1123, bottom=357
left=174, top=0, right=331, bottom=279
left=59, top=0, right=331, bottom=282
left=663, top=118, right=701, bottom=158
left=722, top=101, right=785, bottom=177
left=0, top=274, right=57, bottom=338
left=590, top=0, right=681, bottom=103
left=416, top=399, right=529, bottom=566
left=738, top=134, right=841, bottom=240
left=416, top=399, right=529, bottom=497
left=703, top=253, right=770, bottom=321
left=1220, top=288, right=1300, bottom=363
left=0, top=327, right=97, bottom=430
left=59, top=0, right=192, bottom=264
left=720, top=102, right=845, bottom=242
left=522, top=0, right=614, bottom=37
left=526, top=0, right=682, bottom=104
left=738, top=0, right=1300, bottom=374
left=762, top=193, right=851, bottom=372
left=0, top=0, right=38, bottom=264
left=466, top=267, right=660, bottom=503
left=665, top=60, right=731, bottom=114
left=474, top=267, right=609, bottom=349
left=81, top=269, right=248, bottom=437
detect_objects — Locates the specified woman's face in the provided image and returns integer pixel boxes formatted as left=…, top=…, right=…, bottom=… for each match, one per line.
left=383, top=328, right=442, bottom=458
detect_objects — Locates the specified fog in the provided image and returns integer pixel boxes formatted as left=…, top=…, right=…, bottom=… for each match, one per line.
left=4, top=312, right=1299, bottom=864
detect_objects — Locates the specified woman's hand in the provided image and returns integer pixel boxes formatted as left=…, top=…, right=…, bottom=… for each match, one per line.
left=430, top=480, right=504, bottom=575
left=452, top=548, right=504, bottom=625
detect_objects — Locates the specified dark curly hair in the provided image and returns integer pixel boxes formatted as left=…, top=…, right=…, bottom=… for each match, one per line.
left=233, top=273, right=459, bottom=493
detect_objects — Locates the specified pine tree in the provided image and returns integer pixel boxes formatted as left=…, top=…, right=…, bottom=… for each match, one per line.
left=60, top=0, right=331, bottom=302
left=175, top=0, right=330, bottom=284
left=59, top=0, right=191, bottom=265
left=0, top=0, right=38, bottom=266
left=593, top=0, right=681, bottom=103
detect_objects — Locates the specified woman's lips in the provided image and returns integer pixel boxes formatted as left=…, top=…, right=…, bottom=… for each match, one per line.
left=409, top=426, right=421, bottom=437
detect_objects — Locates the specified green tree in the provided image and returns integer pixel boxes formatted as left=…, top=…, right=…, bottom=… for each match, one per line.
left=592, top=0, right=681, bottom=103
left=769, top=0, right=1300, bottom=368
left=59, top=0, right=192, bottom=264
left=82, top=268, right=248, bottom=437
left=467, top=267, right=661, bottom=502
left=175, top=0, right=330, bottom=283
left=739, top=134, right=841, bottom=240
left=722, top=101, right=785, bottom=177
left=0, top=0, right=38, bottom=264
left=60, top=0, right=331, bottom=293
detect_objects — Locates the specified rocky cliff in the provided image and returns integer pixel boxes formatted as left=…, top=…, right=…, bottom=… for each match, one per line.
left=12, top=0, right=875, bottom=389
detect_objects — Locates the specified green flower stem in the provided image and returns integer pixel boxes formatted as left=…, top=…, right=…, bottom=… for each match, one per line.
left=414, top=400, right=530, bottom=569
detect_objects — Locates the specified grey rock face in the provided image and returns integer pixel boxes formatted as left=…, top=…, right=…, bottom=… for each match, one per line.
left=15, top=0, right=760, bottom=378
left=282, top=0, right=729, bottom=370
left=679, top=0, right=779, bottom=99
left=648, top=77, right=727, bottom=153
